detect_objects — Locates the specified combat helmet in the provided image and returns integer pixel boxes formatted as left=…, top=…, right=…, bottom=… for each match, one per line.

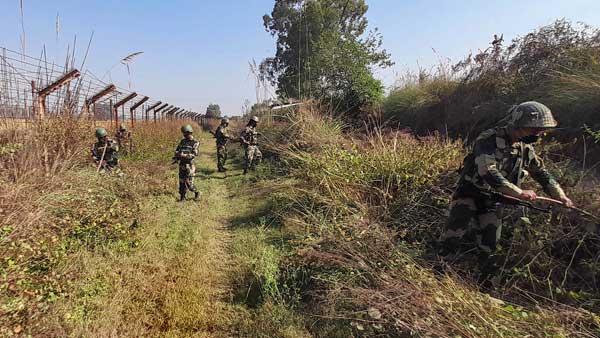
left=221, top=118, right=230, bottom=125
left=95, top=128, right=108, bottom=138
left=509, top=101, right=557, bottom=128
left=250, top=116, right=259, bottom=123
left=181, top=124, right=194, bottom=134
left=119, top=125, right=127, bottom=131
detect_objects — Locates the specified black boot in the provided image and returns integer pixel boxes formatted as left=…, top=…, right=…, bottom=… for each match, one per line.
left=194, top=191, right=200, bottom=201
left=243, top=168, right=248, bottom=175
left=178, top=193, right=186, bottom=202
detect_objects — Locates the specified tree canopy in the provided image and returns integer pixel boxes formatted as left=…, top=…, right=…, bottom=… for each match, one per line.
left=205, top=103, right=222, bottom=118
left=262, top=0, right=393, bottom=116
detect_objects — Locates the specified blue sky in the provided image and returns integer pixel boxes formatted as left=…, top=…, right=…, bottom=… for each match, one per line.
left=1, top=0, right=599, bottom=115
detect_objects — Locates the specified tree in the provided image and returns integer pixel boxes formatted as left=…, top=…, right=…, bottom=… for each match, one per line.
left=262, top=0, right=393, bottom=116
left=205, top=103, right=222, bottom=118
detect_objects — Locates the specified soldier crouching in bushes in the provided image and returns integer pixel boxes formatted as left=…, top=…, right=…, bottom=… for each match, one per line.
left=91, top=127, right=120, bottom=173
left=173, top=124, right=200, bottom=202
left=438, top=101, right=574, bottom=284
left=115, top=124, right=132, bottom=155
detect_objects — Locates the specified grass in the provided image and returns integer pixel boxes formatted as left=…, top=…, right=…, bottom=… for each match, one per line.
left=251, top=104, right=600, bottom=337
left=383, top=20, right=600, bottom=141
left=50, top=191, right=236, bottom=337
left=0, top=119, right=311, bottom=337
left=2, top=90, right=599, bottom=338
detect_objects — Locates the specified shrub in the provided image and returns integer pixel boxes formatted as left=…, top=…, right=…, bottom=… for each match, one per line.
left=384, top=20, right=600, bottom=141
left=261, top=104, right=600, bottom=337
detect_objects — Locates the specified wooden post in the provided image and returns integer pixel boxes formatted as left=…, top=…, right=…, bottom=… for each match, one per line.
left=167, top=107, right=179, bottom=119
left=36, top=69, right=80, bottom=119
left=146, top=101, right=163, bottom=124
left=129, top=96, right=148, bottom=128
left=161, top=105, right=175, bottom=121
left=84, top=84, right=117, bottom=120
left=30, top=81, right=36, bottom=119
left=109, top=99, right=114, bottom=129
left=113, top=92, right=137, bottom=129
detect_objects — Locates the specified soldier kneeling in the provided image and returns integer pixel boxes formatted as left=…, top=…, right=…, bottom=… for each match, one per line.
left=91, top=127, right=120, bottom=173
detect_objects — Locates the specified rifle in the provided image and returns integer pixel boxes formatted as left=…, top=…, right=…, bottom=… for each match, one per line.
left=483, top=191, right=600, bottom=222
left=96, top=144, right=108, bottom=173
left=172, top=145, right=195, bottom=164
left=536, top=196, right=600, bottom=222
left=482, top=191, right=551, bottom=213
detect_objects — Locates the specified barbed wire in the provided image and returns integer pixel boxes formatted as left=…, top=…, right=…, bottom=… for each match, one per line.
left=0, top=46, right=199, bottom=124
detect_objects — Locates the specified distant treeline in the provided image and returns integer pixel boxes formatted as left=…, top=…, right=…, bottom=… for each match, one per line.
left=383, top=20, right=600, bottom=141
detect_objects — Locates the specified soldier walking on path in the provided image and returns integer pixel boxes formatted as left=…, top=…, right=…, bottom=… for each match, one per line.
left=214, top=118, right=231, bottom=172
left=91, top=127, right=120, bottom=172
left=240, top=116, right=262, bottom=175
left=438, top=101, right=574, bottom=280
left=173, top=124, right=200, bottom=202
left=115, top=125, right=132, bottom=155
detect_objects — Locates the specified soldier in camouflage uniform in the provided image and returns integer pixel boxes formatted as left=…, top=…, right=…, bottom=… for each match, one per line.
left=240, top=116, right=262, bottom=175
left=173, top=124, right=200, bottom=201
left=115, top=125, right=132, bottom=155
left=91, top=127, right=120, bottom=172
left=439, top=101, right=574, bottom=275
left=214, top=118, right=231, bottom=172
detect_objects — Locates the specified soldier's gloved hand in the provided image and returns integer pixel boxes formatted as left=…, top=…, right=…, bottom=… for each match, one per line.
left=519, top=190, right=538, bottom=201
left=560, top=196, right=575, bottom=208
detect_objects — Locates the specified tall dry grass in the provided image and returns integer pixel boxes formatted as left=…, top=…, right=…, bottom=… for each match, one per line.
left=384, top=20, right=600, bottom=142
left=258, top=104, right=600, bottom=337
left=0, top=117, right=188, bottom=336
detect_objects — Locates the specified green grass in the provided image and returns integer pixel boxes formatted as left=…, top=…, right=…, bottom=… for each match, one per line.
left=15, top=130, right=311, bottom=337
left=251, top=106, right=600, bottom=338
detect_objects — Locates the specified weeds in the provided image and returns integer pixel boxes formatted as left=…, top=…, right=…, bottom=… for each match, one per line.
left=256, top=103, right=600, bottom=337
left=384, top=20, right=600, bottom=143
left=0, top=117, right=184, bottom=337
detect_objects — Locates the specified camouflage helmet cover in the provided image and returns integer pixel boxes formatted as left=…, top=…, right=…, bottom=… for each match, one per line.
left=95, top=127, right=108, bottom=138
left=509, top=101, right=558, bottom=128
left=181, top=124, right=194, bottom=133
left=119, top=125, right=127, bottom=131
left=221, top=118, right=229, bottom=124
left=250, top=116, right=259, bottom=123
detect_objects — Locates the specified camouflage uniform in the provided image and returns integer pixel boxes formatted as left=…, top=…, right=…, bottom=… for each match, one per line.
left=91, top=138, right=119, bottom=171
left=215, top=122, right=230, bottom=172
left=240, top=125, right=262, bottom=173
left=173, top=137, right=200, bottom=199
left=440, top=101, right=567, bottom=271
left=115, top=127, right=132, bottom=155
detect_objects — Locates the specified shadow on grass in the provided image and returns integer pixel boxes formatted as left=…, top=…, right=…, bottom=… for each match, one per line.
left=227, top=201, right=274, bottom=230
left=198, top=167, right=217, bottom=175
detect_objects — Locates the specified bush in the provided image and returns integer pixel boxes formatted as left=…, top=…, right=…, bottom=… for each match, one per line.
left=0, top=118, right=179, bottom=336
left=384, top=69, right=459, bottom=133
left=260, top=104, right=600, bottom=337
left=384, top=20, right=600, bottom=141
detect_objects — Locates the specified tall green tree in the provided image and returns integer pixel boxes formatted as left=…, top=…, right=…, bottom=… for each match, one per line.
left=262, top=0, right=393, bottom=115
left=205, top=103, right=222, bottom=118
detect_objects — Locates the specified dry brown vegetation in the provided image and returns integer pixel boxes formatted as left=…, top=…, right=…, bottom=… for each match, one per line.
left=384, top=20, right=600, bottom=143
left=0, top=118, right=184, bottom=336
left=249, top=103, right=600, bottom=337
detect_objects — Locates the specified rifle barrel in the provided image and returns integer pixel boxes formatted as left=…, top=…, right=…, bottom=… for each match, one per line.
left=534, top=196, right=600, bottom=221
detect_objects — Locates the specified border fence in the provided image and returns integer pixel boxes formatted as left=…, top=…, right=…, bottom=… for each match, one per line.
left=0, top=46, right=212, bottom=129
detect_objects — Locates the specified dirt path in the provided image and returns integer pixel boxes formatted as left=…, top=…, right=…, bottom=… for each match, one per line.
left=55, top=133, right=250, bottom=337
